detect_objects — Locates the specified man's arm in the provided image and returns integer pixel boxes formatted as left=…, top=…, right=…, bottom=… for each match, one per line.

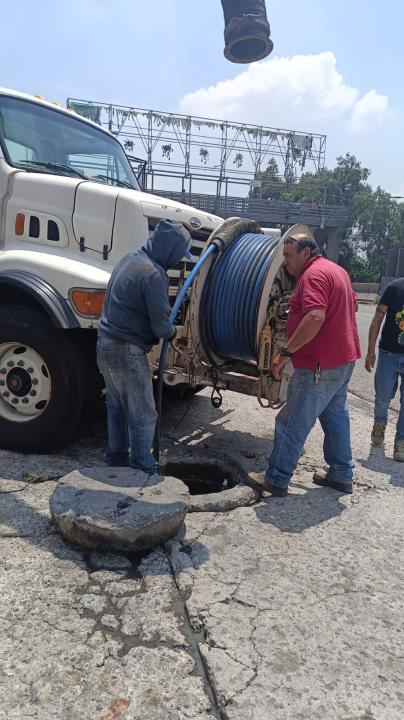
left=365, top=304, right=387, bottom=372
left=272, top=309, right=326, bottom=379
left=287, top=309, right=326, bottom=353
left=144, top=272, right=175, bottom=340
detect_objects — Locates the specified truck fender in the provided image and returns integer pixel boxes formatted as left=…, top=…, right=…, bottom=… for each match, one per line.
left=0, top=270, right=79, bottom=329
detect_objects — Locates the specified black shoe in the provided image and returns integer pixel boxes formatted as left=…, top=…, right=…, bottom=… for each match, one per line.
left=263, top=481, right=289, bottom=497
left=312, top=471, right=352, bottom=494
left=107, top=454, right=130, bottom=467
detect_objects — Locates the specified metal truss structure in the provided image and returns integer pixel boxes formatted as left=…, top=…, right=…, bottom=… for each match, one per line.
left=67, top=98, right=326, bottom=197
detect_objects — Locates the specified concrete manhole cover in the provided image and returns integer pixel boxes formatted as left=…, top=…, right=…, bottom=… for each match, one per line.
left=49, top=456, right=260, bottom=553
left=49, top=467, right=189, bottom=552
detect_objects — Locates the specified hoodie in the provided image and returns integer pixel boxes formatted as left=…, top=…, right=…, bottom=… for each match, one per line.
left=99, top=219, right=192, bottom=350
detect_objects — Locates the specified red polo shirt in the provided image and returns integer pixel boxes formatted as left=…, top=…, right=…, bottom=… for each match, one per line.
left=287, top=256, right=360, bottom=370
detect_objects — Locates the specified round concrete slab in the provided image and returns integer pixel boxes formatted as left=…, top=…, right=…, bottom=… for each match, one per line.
left=49, top=467, right=190, bottom=553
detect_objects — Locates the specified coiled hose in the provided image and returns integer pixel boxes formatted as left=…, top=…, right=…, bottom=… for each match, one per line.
left=153, top=224, right=282, bottom=463
left=200, top=232, right=280, bottom=363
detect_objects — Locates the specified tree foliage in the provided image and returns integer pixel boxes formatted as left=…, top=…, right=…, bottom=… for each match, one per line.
left=250, top=158, right=284, bottom=200
left=253, top=153, right=402, bottom=281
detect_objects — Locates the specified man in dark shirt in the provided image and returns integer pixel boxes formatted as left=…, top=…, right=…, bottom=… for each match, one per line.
left=97, top=219, right=193, bottom=473
left=365, top=277, right=404, bottom=461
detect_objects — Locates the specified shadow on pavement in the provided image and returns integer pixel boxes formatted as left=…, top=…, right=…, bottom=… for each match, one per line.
left=254, top=485, right=346, bottom=533
left=357, top=445, right=404, bottom=490
left=160, top=391, right=273, bottom=460
left=0, top=485, right=89, bottom=568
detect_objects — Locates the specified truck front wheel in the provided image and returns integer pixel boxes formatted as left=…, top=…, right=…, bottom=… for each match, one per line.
left=0, top=306, right=87, bottom=452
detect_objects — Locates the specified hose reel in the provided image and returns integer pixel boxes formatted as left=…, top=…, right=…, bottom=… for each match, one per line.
left=155, top=219, right=314, bottom=463
left=190, top=220, right=314, bottom=409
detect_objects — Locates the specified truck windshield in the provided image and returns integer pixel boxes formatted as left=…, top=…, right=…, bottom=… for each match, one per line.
left=0, top=95, right=140, bottom=190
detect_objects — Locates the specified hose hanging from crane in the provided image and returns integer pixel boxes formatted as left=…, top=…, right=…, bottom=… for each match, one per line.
left=220, top=0, right=273, bottom=63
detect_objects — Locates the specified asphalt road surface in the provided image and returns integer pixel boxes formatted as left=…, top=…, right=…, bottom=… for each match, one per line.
left=351, top=302, right=400, bottom=412
left=1, top=300, right=403, bottom=720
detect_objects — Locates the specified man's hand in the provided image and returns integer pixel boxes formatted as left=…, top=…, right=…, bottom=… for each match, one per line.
left=271, top=354, right=289, bottom=380
left=365, top=351, right=376, bottom=373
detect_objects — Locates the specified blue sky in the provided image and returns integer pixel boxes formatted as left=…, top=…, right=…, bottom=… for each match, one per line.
left=1, top=0, right=403, bottom=193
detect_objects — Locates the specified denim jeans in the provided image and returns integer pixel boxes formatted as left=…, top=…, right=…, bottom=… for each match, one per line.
left=265, top=362, right=355, bottom=489
left=374, top=350, right=404, bottom=440
left=96, top=335, right=157, bottom=473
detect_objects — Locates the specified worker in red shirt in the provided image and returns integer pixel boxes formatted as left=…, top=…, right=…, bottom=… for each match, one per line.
left=262, top=232, right=361, bottom=496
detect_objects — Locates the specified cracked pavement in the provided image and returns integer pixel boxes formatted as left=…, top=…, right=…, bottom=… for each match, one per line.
left=0, top=365, right=403, bottom=718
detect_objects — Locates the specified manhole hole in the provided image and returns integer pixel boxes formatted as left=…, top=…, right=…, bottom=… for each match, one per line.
left=159, top=454, right=259, bottom=512
left=160, top=460, right=235, bottom=495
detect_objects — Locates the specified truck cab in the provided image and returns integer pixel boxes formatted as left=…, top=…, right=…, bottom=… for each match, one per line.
left=0, top=88, right=220, bottom=451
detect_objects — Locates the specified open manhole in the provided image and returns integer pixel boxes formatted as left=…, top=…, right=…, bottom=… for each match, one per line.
left=159, top=455, right=259, bottom=512
left=160, top=460, right=235, bottom=495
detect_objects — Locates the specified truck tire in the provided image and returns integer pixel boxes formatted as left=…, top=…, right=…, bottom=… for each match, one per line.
left=0, top=305, right=87, bottom=452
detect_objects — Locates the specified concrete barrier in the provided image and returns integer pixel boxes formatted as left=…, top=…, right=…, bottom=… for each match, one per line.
left=352, top=282, right=379, bottom=304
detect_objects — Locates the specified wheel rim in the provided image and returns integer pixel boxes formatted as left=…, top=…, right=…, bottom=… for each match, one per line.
left=0, top=343, right=51, bottom=423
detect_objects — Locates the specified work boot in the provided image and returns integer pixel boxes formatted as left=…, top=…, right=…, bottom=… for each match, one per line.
left=312, top=470, right=353, bottom=494
left=260, top=477, right=289, bottom=497
left=393, top=438, right=404, bottom=462
left=371, top=420, right=386, bottom=446
left=264, top=482, right=288, bottom=497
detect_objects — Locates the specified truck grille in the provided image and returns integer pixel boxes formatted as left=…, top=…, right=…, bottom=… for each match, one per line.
left=147, top=217, right=211, bottom=310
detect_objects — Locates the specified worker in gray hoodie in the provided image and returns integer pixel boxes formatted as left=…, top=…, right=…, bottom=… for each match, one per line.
left=97, top=219, right=193, bottom=473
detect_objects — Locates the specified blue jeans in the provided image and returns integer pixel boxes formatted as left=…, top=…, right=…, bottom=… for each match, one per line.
left=96, top=335, right=157, bottom=473
left=265, top=362, right=355, bottom=489
left=374, top=350, right=404, bottom=440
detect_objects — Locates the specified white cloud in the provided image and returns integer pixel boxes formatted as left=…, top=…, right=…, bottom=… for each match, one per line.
left=351, top=90, right=389, bottom=130
left=178, top=51, right=388, bottom=133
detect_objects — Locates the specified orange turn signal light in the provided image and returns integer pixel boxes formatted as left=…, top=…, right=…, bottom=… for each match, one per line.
left=15, top=213, right=25, bottom=236
left=70, top=289, right=105, bottom=317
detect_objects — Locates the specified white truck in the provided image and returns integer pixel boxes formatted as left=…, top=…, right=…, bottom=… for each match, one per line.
left=0, top=88, right=228, bottom=451
left=0, top=88, right=297, bottom=453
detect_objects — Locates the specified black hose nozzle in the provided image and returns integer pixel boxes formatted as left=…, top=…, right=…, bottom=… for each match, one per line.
left=221, top=0, right=273, bottom=64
